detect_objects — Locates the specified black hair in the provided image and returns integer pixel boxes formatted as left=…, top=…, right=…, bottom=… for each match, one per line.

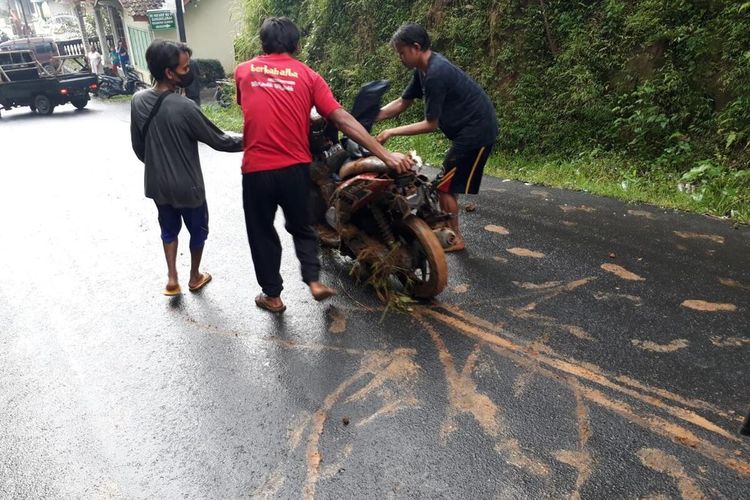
left=260, top=17, right=300, bottom=54
left=391, top=23, right=431, bottom=51
left=145, top=39, right=192, bottom=82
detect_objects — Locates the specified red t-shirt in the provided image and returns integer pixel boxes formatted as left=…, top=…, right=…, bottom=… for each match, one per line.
left=235, top=53, right=342, bottom=173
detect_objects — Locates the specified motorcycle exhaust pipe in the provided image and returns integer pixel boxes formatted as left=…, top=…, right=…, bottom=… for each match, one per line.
left=434, top=228, right=456, bottom=249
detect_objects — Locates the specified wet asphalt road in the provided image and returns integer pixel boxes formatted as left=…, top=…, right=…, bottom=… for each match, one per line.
left=1, top=100, right=749, bottom=499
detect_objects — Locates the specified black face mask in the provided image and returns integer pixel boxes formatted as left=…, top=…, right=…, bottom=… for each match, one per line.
left=175, top=69, right=194, bottom=88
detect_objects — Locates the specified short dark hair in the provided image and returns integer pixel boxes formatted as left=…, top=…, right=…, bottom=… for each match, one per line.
left=260, top=17, right=300, bottom=54
left=391, top=23, right=431, bottom=51
left=145, top=39, right=192, bottom=82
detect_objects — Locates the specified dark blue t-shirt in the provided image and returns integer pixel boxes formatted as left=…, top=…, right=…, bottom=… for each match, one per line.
left=402, top=52, right=498, bottom=147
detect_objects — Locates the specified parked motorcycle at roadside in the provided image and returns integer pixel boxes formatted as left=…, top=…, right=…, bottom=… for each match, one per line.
left=308, top=80, right=455, bottom=299
left=97, top=65, right=148, bottom=98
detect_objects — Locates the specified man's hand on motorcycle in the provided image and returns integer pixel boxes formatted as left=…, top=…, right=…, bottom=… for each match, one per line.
left=384, top=151, right=414, bottom=174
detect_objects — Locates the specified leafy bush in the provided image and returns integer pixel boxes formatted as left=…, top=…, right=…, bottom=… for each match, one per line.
left=194, top=58, right=226, bottom=86
left=234, top=0, right=749, bottom=200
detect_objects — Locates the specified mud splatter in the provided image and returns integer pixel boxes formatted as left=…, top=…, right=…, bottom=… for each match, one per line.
left=320, top=444, right=353, bottom=479
left=718, top=277, right=750, bottom=291
left=559, top=205, right=596, bottom=213
left=493, top=256, right=509, bottom=263
left=484, top=224, right=510, bottom=235
left=613, top=375, right=739, bottom=422
left=304, top=348, right=420, bottom=499
left=252, top=468, right=287, bottom=499
left=328, top=307, right=347, bottom=334
left=601, top=263, right=645, bottom=281
left=681, top=300, right=737, bottom=312
left=562, top=221, right=578, bottom=227
left=709, top=336, right=750, bottom=347
left=422, top=306, right=745, bottom=449
left=452, top=284, right=470, bottom=294
left=513, top=371, right=535, bottom=398
left=356, top=393, right=420, bottom=427
left=565, top=325, right=596, bottom=341
left=288, top=412, right=312, bottom=449
left=513, top=281, right=562, bottom=290
left=593, top=291, right=643, bottom=306
left=345, top=351, right=420, bottom=405
left=417, top=319, right=550, bottom=477
left=638, top=448, right=704, bottom=500
left=628, top=210, right=656, bottom=220
left=507, top=248, right=546, bottom=258
left=554, top=380, right=593, bottom=500
left=673, top=231, right=725, bottom=244
left=632, top=338, right=689, bottom=353
left=676, top=244, right=689, bottom=251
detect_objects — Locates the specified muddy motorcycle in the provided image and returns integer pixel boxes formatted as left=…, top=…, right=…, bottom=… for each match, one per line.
left=308, top=81, right=455, bottom=299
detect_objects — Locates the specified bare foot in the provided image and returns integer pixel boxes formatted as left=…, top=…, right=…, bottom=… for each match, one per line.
left=310, top=281, right=337, bottom=301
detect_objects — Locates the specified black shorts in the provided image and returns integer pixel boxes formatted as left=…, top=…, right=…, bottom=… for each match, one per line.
left=436, top=144, right=493, bottom=195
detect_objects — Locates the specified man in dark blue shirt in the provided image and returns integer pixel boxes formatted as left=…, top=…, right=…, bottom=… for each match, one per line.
left=376, top=23, right=498, bottom=252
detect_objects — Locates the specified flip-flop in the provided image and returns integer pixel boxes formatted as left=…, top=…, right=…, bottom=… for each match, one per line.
left=163, top=284, right=182, bottom=296
left=189, top=272, right=212, bottom=292
left=255, top=293, right=286, bottom=313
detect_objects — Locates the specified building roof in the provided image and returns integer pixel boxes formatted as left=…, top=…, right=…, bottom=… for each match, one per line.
left=120, top=0, right=166, bottom=17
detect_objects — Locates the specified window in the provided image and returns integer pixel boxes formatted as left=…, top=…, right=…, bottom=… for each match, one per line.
left=127, top=26, right=152, bottom=72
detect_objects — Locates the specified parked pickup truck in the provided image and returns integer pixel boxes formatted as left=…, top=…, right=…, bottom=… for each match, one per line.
left=0, top=50, right=97, bottom=117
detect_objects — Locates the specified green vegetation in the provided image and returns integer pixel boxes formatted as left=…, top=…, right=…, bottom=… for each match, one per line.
left=193, top=59, right=226, bottom=86
left=202, top=103, right=244, bottom=133
left=201, top=101, right=749, bottom=223
left=230, top=0, right=748, bottom=222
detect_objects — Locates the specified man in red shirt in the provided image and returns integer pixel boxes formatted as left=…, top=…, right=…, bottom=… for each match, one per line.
left=236, top=17, right=413, bottom=313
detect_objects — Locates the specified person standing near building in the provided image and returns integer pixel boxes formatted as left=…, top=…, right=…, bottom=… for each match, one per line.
left=87, top=46, right=103, bottom=75
left=235, top=17, right=413, bottom=313
left=375, top=23, right=498, bottom=252
left=130, top=40, right=243, bottom=296
left=117, top=40, right=130, bottom=67
left=110, top=45, right=120, bottom=72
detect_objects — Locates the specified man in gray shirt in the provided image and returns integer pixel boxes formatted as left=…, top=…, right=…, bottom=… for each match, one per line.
left=131, top=40, right=243, bottom=296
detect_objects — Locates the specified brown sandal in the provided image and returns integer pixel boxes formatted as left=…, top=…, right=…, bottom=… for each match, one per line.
left=255, top=293, right=286, bottom=313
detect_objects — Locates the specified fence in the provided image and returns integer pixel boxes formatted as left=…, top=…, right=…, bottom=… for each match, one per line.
left=57, top=36, right=114, bottom=56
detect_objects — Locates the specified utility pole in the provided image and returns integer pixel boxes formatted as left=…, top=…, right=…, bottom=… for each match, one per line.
left=174, top=0, right=186, bottom=42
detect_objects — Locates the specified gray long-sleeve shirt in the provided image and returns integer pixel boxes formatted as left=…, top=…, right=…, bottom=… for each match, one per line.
left=130, top=89, right=243, bottom=208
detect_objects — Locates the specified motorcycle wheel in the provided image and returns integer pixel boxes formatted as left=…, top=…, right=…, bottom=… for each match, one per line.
left=98, top=82, right=113, bottom=98
left=397, top=215, right=448, bottom=298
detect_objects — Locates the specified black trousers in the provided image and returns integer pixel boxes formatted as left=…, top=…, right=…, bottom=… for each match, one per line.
left=242, top=164, right=320, bottom=297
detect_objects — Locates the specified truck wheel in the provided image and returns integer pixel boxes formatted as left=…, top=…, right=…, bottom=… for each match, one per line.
left=71, top=96, right=89, bottom=110
left=33, top=95, right=54, bottom=116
